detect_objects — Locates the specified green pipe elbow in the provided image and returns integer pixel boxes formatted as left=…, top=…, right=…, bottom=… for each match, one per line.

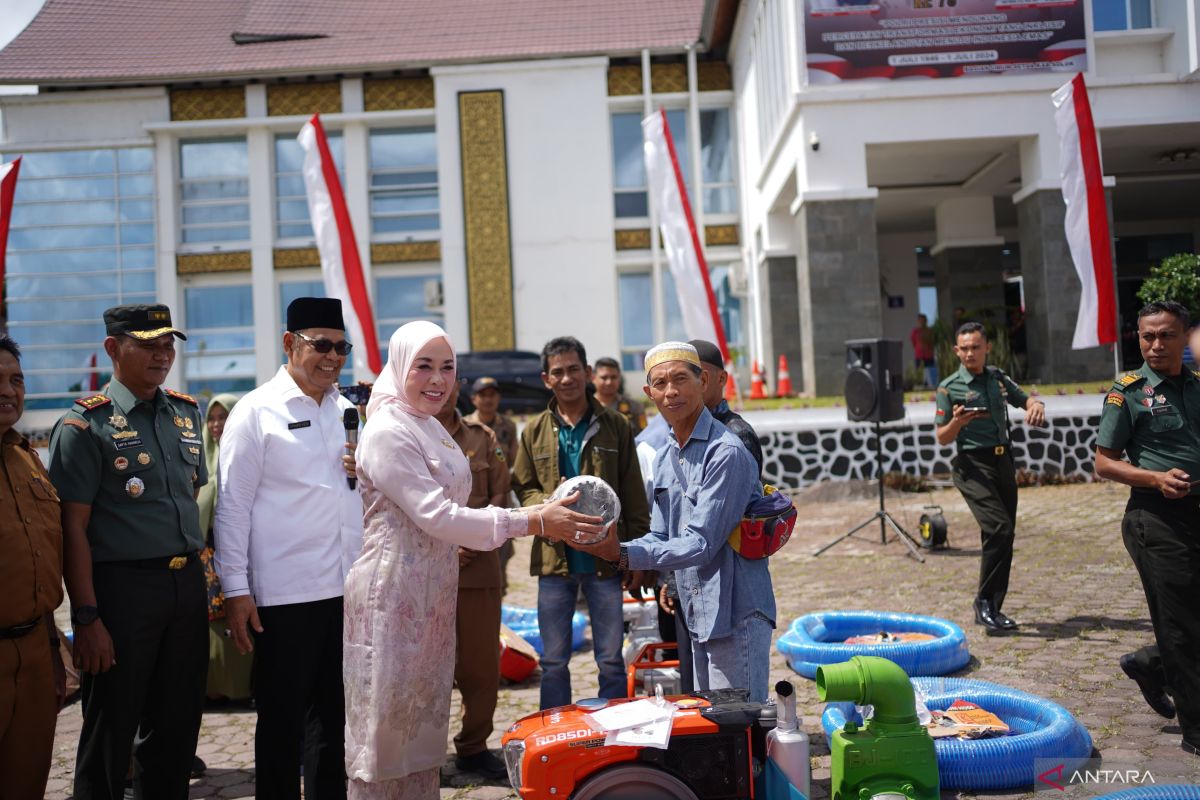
left=816, top=656, right=918, bottom=729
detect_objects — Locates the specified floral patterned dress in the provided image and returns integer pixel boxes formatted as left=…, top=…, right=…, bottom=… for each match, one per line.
left=344, top=401, right=525, bottom=799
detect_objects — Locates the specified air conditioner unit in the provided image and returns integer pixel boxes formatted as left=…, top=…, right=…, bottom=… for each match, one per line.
left=424, top=278, right=444, bottom=311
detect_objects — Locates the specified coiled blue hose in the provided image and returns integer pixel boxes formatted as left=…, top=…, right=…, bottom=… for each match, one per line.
left=1094, top=788, right=1200, bottom=800
left=776, top=610, right=970, bottom=679
left=501, top=605, right=588, bottom=656
left=821, top=677, right=1093, bottom=790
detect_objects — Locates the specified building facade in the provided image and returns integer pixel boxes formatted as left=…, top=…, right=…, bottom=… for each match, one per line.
left=1, top=0, right=1198, bottom=432
left=730, top=0, right=1200, bottom=394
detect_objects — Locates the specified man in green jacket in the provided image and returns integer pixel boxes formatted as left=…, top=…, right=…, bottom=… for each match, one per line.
left=512, top=337, right=650, bottom=709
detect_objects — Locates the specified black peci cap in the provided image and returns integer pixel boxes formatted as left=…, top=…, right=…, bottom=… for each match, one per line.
left=688, top=339, right=724, bottom=370
left=287, top=297, right=345, bottom=332
left=104, top=304, right=186, bottom=341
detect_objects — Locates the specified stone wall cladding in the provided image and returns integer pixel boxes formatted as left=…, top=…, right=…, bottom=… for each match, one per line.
left=757, top=413, right=1102, bottom=490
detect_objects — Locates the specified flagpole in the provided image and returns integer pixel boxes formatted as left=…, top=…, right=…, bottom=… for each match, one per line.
left=643, top=49, right=666, bottom=348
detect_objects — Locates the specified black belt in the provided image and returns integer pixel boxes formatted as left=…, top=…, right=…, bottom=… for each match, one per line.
left=1128, top=490, right=1200, bottom=511
left=100, top=552, right=197, bottom=570
left=960, top=444, right=1009, bottom=457
left=0, top=618, right=40, bottom=640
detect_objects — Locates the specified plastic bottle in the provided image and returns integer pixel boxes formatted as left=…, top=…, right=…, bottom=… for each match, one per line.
left=765, top=679, right=810, bottom=800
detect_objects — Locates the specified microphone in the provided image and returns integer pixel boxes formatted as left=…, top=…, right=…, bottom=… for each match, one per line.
left=343, top=407, right=359, bottom=490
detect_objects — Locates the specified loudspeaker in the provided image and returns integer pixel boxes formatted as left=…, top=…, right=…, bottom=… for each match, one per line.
left=845, top=338, right=904, bottom=422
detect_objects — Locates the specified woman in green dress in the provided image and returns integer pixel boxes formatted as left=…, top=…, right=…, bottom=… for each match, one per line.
left=198, top=393, right=254, bottom=702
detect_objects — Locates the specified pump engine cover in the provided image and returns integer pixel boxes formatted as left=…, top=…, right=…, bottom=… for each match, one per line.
left=550, top=475, right=621, bottom=544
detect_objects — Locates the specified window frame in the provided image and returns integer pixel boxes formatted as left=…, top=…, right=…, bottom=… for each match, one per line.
left=608, top=96, right=739, bottom=229
left=179, top=273, right=257, bottom=397
left=367, top=126, right=441, bottom=243
left=177, top=136, right=251, bottom=252
left=1092, top=0, right=1155, bottom=32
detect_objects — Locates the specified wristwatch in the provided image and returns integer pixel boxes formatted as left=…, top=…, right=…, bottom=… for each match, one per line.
left=617, top=544, right=630, bottom=574
left=71, top=605, right=100, bottom=626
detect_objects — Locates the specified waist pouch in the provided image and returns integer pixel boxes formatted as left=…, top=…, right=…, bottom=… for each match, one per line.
left=728, top=485, right=796, bottom=560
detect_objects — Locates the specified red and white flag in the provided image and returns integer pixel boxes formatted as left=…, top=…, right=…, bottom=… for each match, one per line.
left=641, top=109, right=732, bottom=368
left=0, top=157, right=20, bottom=293
left=298, top=115, right=382, bottom=379
left=1052, top=74, right=1116, bottom=350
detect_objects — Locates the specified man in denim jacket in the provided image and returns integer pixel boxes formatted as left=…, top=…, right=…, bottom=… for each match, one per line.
left=578, top=341, right=775, bottom=702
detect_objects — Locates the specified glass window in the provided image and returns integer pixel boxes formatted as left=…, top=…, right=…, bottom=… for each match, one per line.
left=375, top=273, right=444, bottom=345
left=369, top=128, right=439, bottom=238
left=179, top=138, right=250, bottom=246
left=183, top=284, right=257, bottom=396
left=614, top=110, right=715, bottom=219
left=278, top=280, right=353, bottom=384
left=275, top=132, right=345, bottom=240
left=0, top=146, right=157, bottom=408
left=618, top=265, right=743, bottom=370
left=700, top=109, right=737, bottom=215
left=1093, top=0, right=1153, bottom=31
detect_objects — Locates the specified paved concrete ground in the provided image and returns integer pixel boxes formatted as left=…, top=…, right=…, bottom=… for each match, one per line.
left=44, top=481, right=1200, bottom=798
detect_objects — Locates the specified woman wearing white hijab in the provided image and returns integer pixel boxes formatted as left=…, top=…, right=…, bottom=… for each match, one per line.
left=344, top=321, right=600, bottom=798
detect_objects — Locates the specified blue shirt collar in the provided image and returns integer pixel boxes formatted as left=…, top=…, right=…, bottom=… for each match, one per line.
left=670, top=406, right=716, bottom=450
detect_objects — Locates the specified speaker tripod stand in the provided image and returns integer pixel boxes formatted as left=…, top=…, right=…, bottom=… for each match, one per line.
left=813, top=420, right=925, bottom=563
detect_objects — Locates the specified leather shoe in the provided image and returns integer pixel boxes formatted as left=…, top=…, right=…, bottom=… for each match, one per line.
left=991, top=608, right=1018, bottom=630
left=191, top=755, right=207, bottom=778
left=973, top=597, right=1004, bottom=633
left=455, top=749, right=507, bottom=780
left=1120, top=654, right=1175, bottom=719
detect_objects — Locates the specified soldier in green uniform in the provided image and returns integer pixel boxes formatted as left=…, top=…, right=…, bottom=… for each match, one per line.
left=935, top=321, right=1045, bottom=633
left=1094, top=300, right=1200, bottom=757
left=48, top=304, right=209, bottom=799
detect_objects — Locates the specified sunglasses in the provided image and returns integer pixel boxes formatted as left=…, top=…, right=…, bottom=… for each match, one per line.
left=294, top=331, right=353, bottom=356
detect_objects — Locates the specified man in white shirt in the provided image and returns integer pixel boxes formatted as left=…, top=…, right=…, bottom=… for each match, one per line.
left=216, top=297, right=362, bottom=800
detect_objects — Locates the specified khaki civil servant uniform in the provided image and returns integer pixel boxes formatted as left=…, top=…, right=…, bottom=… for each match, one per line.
left=0, top=429, right=64, bottom=800
left=49, top=378, right=208, bottom=800
left=465, top=409, right=517, bottom=466
left=935, top=364, right=1029, bottom=612
left=1096, top=364, right=1200, bottom=751
left=445, top=412, right=510, bottom=758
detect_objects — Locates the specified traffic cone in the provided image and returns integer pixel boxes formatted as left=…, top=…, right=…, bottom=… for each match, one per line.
left=776, top=354, right=794, bottom=398
left=749, top=360, right=767, bottom=400
left=724, top=360, right=739, bottom=403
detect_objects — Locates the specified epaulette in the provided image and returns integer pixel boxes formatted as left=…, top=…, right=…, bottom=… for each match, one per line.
left=1114, top=372, right=1144, bottom=389
left=1193, top=370, right=1200, bottom=380
left=74, top=394, right=111, bottom=411
left=166, top=389, right=198, bottom=406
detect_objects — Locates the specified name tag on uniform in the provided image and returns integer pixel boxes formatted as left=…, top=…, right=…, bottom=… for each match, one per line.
left=288, top=420, right=312, bottom=430
left=1151, top=405, right=1177, bottom=417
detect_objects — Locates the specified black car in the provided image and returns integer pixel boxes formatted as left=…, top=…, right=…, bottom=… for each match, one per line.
left=455, top=350, right=552, bottom=414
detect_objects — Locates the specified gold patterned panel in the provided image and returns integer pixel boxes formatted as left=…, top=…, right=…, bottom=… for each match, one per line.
left=651, top=63, right=687, bottom=94
left=273, top=247, right=321, bottom=269
left=615, top=229, right=651, bottom=250
left=170, top=87, right=245, bottom=121
left=176, top=251, right=252, bottom=274
left=458, top=91, right=514, bottom=351
left=607, top=65, right=643, bottom=96
left=705, top=224, right=740, bottom=247
left=267, top=82, right=342, bottom=117
left=371, top=241, right=442, bottom=263
left=698, top=61, right=733, bottom=92
left=364, top=77, right=435, bottom=111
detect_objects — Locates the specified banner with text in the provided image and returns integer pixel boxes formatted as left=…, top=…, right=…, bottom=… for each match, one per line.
left=805, top=0, right=1086, bottom=83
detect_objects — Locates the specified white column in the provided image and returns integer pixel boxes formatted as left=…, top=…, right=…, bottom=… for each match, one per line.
left=643, top=49, right=666, bottom=344
left=153, top=131, right=182, bottom=389
left=342, top=121, right=373, bottom=305
left=246, top=126, right=278, bottom=384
